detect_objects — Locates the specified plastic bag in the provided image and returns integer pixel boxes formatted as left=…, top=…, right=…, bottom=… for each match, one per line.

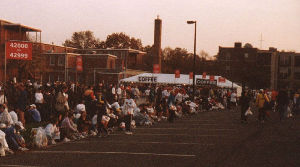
left=245, top=107, right=253, bottom=116
left=92, top=115, right=97, bottom=125
left=33, top=127, right=48, bottom=148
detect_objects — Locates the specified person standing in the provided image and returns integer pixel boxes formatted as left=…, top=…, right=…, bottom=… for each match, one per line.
left=256, top=89, right=270, bottom=123
left=240, top=91, right=251, bottom=123
left=167, top=91, right=176, bottom=123
left=123, top=94, right=136, bottom=135
left=277, top=89, right=289, bottom=121
left=230, top=90, right=237, bottom=111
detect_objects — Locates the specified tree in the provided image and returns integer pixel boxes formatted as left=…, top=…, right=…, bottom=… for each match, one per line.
left=199, top=50, right=209, bottom=60
left=63, top=30, right=102, bottom=49
left=105, top=32, right=143, bottom=50
left=244, top=43, right=253, bottom=48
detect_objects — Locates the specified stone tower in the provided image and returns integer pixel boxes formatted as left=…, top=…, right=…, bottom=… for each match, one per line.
left=153, top=16, right=162, bottom=73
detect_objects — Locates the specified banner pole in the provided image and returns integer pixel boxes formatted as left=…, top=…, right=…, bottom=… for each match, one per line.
left=4, top=42, right=7, bottom=104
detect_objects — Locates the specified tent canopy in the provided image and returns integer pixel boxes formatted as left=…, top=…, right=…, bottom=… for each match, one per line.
left=120, top=73, right=241, bottom=89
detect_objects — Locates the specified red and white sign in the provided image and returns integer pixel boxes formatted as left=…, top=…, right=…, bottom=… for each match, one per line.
left=76, top=56, right=83, bottom=72
left=6, top=41, right=32, bottom=60
left=209, top=75, right=215, bottom=81
left=189, top=72, right=193, bottom=79
left=202, top=72, right=206, bottom=79
left=175, top=70, right=180, bottom=78
left=218, top=77, right=226, bottom=83
left=153, top=64, right=160, bottom=74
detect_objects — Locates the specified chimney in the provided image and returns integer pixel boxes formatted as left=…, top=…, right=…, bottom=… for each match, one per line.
left=153, top=16, right=162, bottom=73
left=234, top=42, right=242, bottom=48
left=269, top=47, right=277, bottom=52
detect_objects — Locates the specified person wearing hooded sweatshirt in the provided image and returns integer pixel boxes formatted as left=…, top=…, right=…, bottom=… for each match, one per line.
left=256, top=89, right=270, bottom=123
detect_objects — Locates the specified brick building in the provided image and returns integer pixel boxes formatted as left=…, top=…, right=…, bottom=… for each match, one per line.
left=271, top=52, right=300, bottom=90
left=0, top=19, right=41, bottom=82
left=0, top=19, right=147, bottom=85
left=217, top=42, right=300, bottom=90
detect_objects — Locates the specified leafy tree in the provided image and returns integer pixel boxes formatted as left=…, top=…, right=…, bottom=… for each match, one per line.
left=244, top=43, right=253, bottom=48
left=105, top=32, right=143, bottom=50
left=63, top=30, right=102, bottom=49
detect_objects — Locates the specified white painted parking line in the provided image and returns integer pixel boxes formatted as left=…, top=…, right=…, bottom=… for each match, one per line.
left=137, top=127, right=237, bottom=131
left=31, top=150, right=196, bottom=157
left=110, top=133, right=223, bottom=136
left=0, top=165, right=42, bottom=167
left=72, top=140, right=215, bottom=146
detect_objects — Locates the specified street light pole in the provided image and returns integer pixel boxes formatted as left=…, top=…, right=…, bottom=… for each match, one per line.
left=187, top=20, right=197, bottom=100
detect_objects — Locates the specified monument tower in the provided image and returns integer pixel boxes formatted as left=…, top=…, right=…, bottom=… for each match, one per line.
left=153, top=16, right=162, bottom=73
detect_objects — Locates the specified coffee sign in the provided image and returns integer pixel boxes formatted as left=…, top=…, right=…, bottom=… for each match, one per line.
left=138, top=76, right=157, bottom=82
left=196, top=79, right=217, bottom=86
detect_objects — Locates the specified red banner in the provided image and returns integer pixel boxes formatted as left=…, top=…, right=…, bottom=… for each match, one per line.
left=218, top=77, right=226, bottom=83
left=175, top=70, right=180, bottom=78
left=6, top=41, right=32, bottom=60
left=202, top=72, right=206, bottom=79
left=76, top=56, right=83, bottom=72
left=189, top=72, right=193, bottom=79
left=209, top=75, right=215, bottom=81
left=153, top=64, right=160, bottom=74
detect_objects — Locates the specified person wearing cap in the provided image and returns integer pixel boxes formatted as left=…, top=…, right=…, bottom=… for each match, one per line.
left=27, top=104, right=41, bottom=123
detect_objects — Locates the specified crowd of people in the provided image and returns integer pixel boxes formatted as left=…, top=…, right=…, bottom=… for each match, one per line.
left=0, top=80, right=298, bottom=157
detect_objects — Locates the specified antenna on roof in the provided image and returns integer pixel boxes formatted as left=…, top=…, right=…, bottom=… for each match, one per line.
left=259, top=33, right=264, bottom=49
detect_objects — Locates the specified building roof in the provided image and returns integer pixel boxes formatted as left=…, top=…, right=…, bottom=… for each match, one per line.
left=80, top=48, right=146, bottom=54
left=41, top=53, right=81, bottom=55
left=81, top=54, right=117, bottom=58
left=0, top=19, right=41, bottom=32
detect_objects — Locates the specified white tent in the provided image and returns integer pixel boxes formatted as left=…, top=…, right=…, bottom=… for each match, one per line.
left=120, top=73, right=242, bottom=96
left=121, top=73, right=239, bottom=87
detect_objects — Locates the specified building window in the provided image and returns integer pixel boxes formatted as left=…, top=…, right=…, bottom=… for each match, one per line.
left=295, top=56, right=300, bottom=66
left=294, top=72, right=300, bottom=80
left=226, top=53, right=231, bottom=60
left=49, top=56, right=55, bottom=65
left=58, top=56, right=65, bottom=66
left=110, top=60, right=114, bottom=69
left=279, top=55, right=290, bottom=66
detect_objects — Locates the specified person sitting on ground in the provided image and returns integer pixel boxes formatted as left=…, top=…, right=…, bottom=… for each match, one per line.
left=61, top=112, right=78, bottom=142
left=0, top=104, right=14, bottom=127
left=27, top=104, right=41, bottom=123
left=146, top=104, right=157, bottom=120
left=0, top=125, right=14, bottom=156
left=77, top=111, right=92, bottom=137
left=0, top=120, right=28, bottom=152
left=45, top=118, right=60, bottom=145
left=9, top=108, right=18, bottom=126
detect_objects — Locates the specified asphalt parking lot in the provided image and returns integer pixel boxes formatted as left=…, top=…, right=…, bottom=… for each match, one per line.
left=1, top=109, right=300, bottom=167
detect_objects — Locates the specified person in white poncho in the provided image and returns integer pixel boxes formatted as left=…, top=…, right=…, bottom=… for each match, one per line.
left=122, top=94, right=136, bottom=135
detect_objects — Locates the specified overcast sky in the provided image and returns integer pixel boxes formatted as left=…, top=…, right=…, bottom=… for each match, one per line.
left=1, top=0, right=299, bottom=56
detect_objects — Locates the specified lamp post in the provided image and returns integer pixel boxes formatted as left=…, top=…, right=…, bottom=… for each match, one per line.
left=187, top=20, right=196, bottom=100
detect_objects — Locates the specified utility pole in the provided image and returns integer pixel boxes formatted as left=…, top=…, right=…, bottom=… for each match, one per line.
left=259, top=33, right=264, bottom=49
